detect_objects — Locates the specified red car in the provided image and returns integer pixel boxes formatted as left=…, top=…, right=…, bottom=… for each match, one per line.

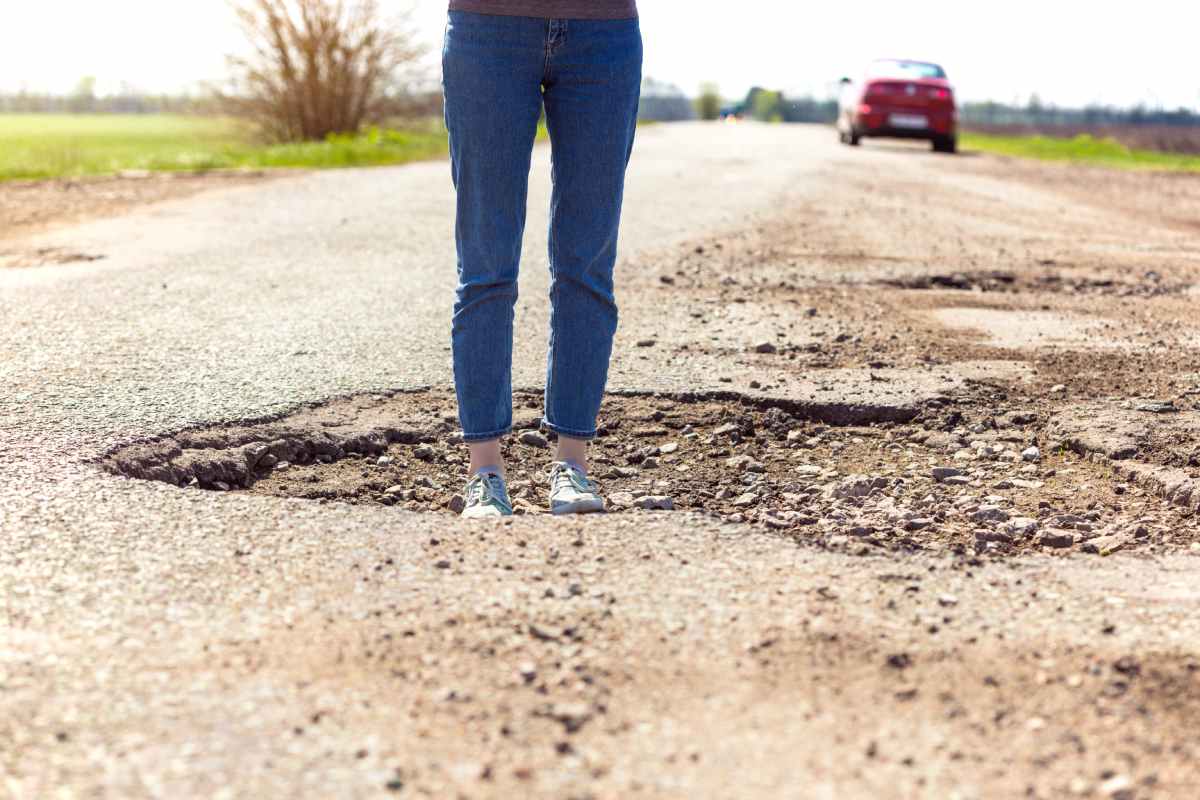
left=837, top=59, right=957, bottom=153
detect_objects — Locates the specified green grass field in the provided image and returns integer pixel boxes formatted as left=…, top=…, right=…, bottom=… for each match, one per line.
left=962, top=131, right=1200, bottom=172
left=0, top=113, right=450, bottom=181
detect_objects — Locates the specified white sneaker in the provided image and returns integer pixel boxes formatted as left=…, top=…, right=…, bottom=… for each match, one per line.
left=547, top=462, right=605, bottom=515
left=461, top=472, right=513, bottom=518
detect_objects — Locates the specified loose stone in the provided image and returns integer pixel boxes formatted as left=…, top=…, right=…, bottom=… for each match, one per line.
left=519, top=431, right=549, bottom=448
left=634, top=495, right=675, bottom=511
left=932, top=466, right=963, bottom=482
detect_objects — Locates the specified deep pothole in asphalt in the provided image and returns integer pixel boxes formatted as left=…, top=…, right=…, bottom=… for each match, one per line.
left=101, top=387, right=1200, bottom=559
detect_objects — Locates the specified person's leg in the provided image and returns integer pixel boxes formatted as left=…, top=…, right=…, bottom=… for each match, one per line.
left=443, top=11, right=546, bottom=475
left=540, top=18, right=643, bottom=473
left=555, top=435, right=589, bottom=473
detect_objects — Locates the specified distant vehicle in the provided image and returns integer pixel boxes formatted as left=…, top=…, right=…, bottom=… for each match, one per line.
left=720, top=104, right=746, bottom=121
left=837, top=59, right=957, bottom=153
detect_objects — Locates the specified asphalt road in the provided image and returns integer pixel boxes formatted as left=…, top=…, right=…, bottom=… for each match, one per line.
left=3, top=123, right=1199, bottom=799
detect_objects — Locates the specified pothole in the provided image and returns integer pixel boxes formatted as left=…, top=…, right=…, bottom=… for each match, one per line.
left=0, top=246, right=106, bottom=269
left=101, top=388, right=1198, bottom=558
left=880, top=269, right=1191, bottom=297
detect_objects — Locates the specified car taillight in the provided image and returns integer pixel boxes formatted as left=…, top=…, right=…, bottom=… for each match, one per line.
left=930, top=88, right=951, bottom=100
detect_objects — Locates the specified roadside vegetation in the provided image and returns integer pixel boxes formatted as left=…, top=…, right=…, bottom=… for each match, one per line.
left=0, top=113, right=448, bottom=181
left=962, top=131, right=1200, bottom=172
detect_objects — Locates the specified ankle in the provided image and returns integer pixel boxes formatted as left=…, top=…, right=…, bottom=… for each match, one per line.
left=554, top=436, right=589, bottom=474
left=472, top=464, right=505, bottom=479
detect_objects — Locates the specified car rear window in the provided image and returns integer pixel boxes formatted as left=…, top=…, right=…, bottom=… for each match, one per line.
left=869, top=60, right=947, bottom=80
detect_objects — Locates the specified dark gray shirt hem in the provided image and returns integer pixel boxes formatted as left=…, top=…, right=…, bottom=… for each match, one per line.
left=448, top=1, right=638, bottom=19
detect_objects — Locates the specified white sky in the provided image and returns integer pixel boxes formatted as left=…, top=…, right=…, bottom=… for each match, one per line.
left=2, top=1, right=1198, bottom=109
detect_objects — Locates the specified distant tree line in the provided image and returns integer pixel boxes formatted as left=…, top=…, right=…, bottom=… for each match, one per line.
left=7, top=77, right=1197, bottom=134
left=959, top=99, right=1200, bottom=128
left=0, top=81, right=208, bottom=114
left=720, top=87, right=838, bottom=123
left=639, top=77, right=695, bottom=122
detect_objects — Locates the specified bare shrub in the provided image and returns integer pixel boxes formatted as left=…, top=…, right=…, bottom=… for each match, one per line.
left=695, top=83, right=722, bottom=121
left=222, top=0, right=425, bottom=142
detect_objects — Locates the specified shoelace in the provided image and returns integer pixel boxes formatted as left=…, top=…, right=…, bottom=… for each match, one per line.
left=467, top=473, right=506, bottom=506
left=548, top=463, right=598, bottom=494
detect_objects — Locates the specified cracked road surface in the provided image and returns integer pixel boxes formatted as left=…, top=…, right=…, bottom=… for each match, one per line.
left=3, top=123, right=1200, bottom=798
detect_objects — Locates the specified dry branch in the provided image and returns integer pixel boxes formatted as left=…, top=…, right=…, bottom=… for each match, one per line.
left=221, top=0, right=424, bottom=142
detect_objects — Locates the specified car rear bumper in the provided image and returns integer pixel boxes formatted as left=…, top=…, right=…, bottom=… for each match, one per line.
left=854, top=106, right=956, bottom=138
left=861, top=126, right=953, bottom=141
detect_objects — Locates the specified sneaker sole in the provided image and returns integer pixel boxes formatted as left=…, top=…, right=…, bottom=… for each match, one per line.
left=550, top=498, right=605, bottom=515
left=461, top=507, right=511, bottom=519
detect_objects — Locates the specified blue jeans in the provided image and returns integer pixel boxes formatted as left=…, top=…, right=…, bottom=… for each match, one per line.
left=442, top=11, right=643, bottom=442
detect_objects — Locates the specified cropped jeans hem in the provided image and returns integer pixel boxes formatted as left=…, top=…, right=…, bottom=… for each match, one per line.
left=461, top=426, right=512, bottom=444
left=542, top=418, right=597, bottom=442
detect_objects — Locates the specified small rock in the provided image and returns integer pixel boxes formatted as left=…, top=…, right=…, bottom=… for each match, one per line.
left=932, top=466, right=963, bottom=482
left=904, top=517, right=934, bottom=531
left=519, top=431, right=549, bottom=448
left=636, top=338, right=657, bottom=347
left=1011, top=478, right=1044, bottom=489
left=447, top=495, right=466, bottom=514
left=1038, top=529, right=1075, bottom=549
left=1049, top=384, right=1067, bottom=395
left=414, top=444, right=436, bottom=461
left=1022, top=446, right=1041, bottom=462
left=1098, top=774, right=1133, bottom=797
left=1135, top=400, right=1176, bottom=414
left=384, top=485, right=406, bottom=495
left=971, top=505, right=1010, bottom=524
left=1006, top=517, right=1039, bottom=536
left=944, top=475, right=972, bottom=486
left=1082, top=533, right=1130, bottom=555
left=609, top=491, right=636, bottom=508
left=213, top=481, right=231, bottom=492
left=754, top=341, right=778, bottom=354
left=937, top=594, right=958, bottom=607
left=276, top=461, right=291, bottom=471
left=377, top=456, right=393, bottom=466
left=975, top=529, right=1013, bottom=545
left=529, top=623, right=563, bottom=642
left=833, top=475, right=879, bottom=499
left=635, top=495, right=675, bottom=511
left=731, top=492, right=758, bottom=507
left=659, top=442, right=679, bottom=454
left=547, top=702, right=593, bottom=734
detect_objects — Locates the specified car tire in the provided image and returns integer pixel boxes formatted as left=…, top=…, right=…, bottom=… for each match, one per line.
left=933, top=136, right=957, bottom=154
